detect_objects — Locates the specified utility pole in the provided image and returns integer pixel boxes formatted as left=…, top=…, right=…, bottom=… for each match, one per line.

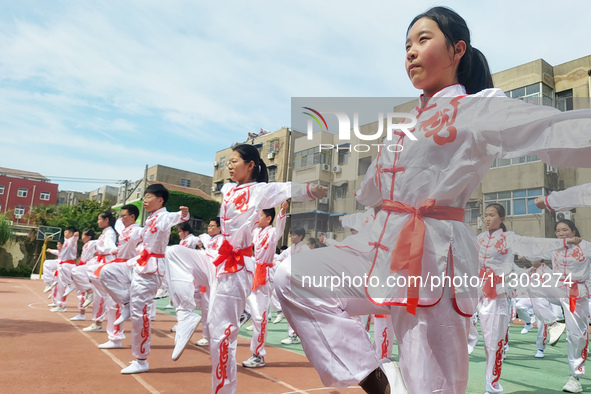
left=140, top=165, right=148, bottom=226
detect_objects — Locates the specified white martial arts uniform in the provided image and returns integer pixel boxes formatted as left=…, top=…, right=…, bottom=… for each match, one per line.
left=99, top=220, right=143, bottom=342
left=71, top=240, right=98, bottom=312
left=246, top=209, right=287, bottom=357
left=275, top=84, right=591, bottom=393
left=524, top=241, right=591, bottom=378
left=545, top=183, right=591, bottom=212
left=43, top=249, right=59, bottom=286
left=166, top=181, right=315, bottom=394
left=124, top=207, right=189, bottom=360
left=55, top=234, right=79, bottom=308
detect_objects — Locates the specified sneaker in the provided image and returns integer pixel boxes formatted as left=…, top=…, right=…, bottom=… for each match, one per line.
left=196, top=337, right=209, bottom=347
left=239, top=311, right=252, bottom=327
left=535, top=349, right=544, bottom=358
left=63, top=284, right=77, bottom=297
left=50, top=306, right=66, bottom=312
left=280, top=335, right=300, bottom=345
left=99, top=340, right=122, bottom=349
left=172, top=312, right=201, bottom=361
left=359, top=358, right=408, bottom=394
left=47, top=302, right=57, bottom=307
left=121, top=359, right=149, bottom=374
left=114, top=304, right=130, bottom=326
left=44, top=282, right=57, bottom=293
left=82, top=323, right=103, bottom=332
left=245, top=324, right=254, bottom=331
left=273, top=311, right=285, bottom=324
left=82, top=291, right=93, bottom=309
left=563, top=376, right=583, bottom=393
left=242, top=354, right=265, bottom=368
left=520, top=322, right=533, bottom=334
left=170, top=324, right=177, bottom=332
left=549, top=321, right=566, bottom=346
left=154, top=288, right=169, bottom=299
left=164, top=303, right=174, bottom=309
left=70, top=314, right=86, bottom=321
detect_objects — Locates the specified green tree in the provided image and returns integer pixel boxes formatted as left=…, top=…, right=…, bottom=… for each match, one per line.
left=0, top=214, right=12, bottom=246
left=29, top=199, right=113, bottom=235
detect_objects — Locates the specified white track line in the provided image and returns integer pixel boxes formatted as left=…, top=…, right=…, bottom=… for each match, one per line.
left=23, top=282, right=159, bottom=394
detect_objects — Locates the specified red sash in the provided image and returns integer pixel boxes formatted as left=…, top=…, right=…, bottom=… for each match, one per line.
left=479, top=268, right=503, bottom=299
left=78, top=260, right=87, bottom=266
left=212, top=240, right=253, bottom=274
left=383, top=199, right=464, bottom=315
left=137, top=250, right=165, bottom=267
left=252, top=262, right=274, bottom=290
left=59, top=259, right=76, bottom=265
left=94, top=258, right=128, bottom=276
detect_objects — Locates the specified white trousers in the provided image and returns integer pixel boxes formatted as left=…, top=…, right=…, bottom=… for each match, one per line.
left=56, top=263, right=75, bottom=308
left=478, top=295, right=508, bottom=393
left=166, top=245, right=253, bottom=394
left=42, top=259, right=58, bottom=285
left=373, top=315, right=394, bottom=359
left=274, top=246, right=470, bottom=394
left=246, top=281, right=273, bottom=357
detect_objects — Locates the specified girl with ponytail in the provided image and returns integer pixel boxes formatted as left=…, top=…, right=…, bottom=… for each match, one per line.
left=274, top=5, right=591, bottom=394
left=165, top=143, right=326, bottom=393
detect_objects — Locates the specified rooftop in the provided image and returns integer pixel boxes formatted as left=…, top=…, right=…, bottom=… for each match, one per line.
left=0, top=167, right=50, bottom=182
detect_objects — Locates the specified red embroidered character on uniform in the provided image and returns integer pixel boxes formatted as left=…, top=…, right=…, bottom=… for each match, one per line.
left=572, top=245, right=585, bottom=262
left=140, top=304, right=150, bottom=353
left=215, top=325, right=232, bottom=394
left=419, top=96, right=461, bottom=145
left=494, top=234, right=508, bottom=255
left=233, top=189, right=250, bottom=213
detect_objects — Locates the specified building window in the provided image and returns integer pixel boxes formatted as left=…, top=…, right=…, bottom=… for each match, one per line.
left=334, top=184, right=347, bottom=199
left=358, top=157, right=372, bottom=176
left=464, top=201, right=480, bottom=224
left=40, top=192, right=51, bottom=201
left=506, top=82, right=553, bottom=107
left=149, top=174, right=154, bottom=181
left=338, top=150, right=349, bottom=166
left=254, top=143, right=263, bottom=155
left=268, top=166, right=277, bottom=182
left=0, top=185, right=4, bottom=194
left=180, top=179, right=191, bottom=187
left=17, top=188, right=28, bottom=198
left=14, top=206, right=25, bottom=217
left=215, top=181, right=224, bottom=192
left=294, top=148, right=332, bottom=169
left=268, top=139, right=280, bottom=153
left=556, top=89, right=573, bottom=112
left=59, top=197, right=65, bottom=205
left=136, top=187, right=142, bottom=199
left=218, top=156, right=226, bottom=169
left=491, top=155, right=539, bottom=168
left=484, top=188, right=545, bottom=216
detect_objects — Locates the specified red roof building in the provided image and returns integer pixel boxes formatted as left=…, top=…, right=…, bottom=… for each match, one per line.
left=0, top=167, right=59, bottom=220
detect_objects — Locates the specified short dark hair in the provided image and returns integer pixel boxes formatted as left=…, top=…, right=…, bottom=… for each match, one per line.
left=178, top=222, right=192, bottom=233
left=280, top=245, right=288, bottom=251
left=145, top=183, right=169, bottom=205
left=261, top=208, right=276, bottom=224
left=83, top=229, right=96, bottom=240
left=291, top=227, right=306, bottom=238
left=121, top=204, right=140, bottom=220
left=65, top=226, right=77, bottom=233
left=209, top=217, right=221, bottom=227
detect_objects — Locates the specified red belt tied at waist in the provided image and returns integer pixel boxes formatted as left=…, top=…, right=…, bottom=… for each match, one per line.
left=53, top=260, right=77, bottom=277
left=212, top=240, right=253, bottom=274
left=479, top=268, right=503, bottom=299
left=253, top=262, right=274, bottom=290
left=94, top=258, right=128, bottom=276
left=560, top=279, right=586, bottom=313
left=137, top=249, right=165, bottom=267
left=383, top=199, right=464, bottom=315
left=78, top=260, right=87, bottom=266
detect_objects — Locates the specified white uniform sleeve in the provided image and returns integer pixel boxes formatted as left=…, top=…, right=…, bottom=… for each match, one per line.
left=508, top=232, right=567, bottom=262
left=545, top=183, right=591, bottom=212
left=341, top=212, right=368, bottom=231
left=96, top=228, right=118, bottom=255
left=273, top=210, right=287, bottom=244
left=474, top=91, right=591, bottom=168
left=114, top=218, right=125, bottom=235
left=259, top=182, right=316, bottom=209
left=323, top=237, right=338, bottom=247
left=159, top=210, right=190, bottom=231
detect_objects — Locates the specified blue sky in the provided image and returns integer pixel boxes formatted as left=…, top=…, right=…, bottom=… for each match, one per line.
left=1, top=0, right=589, bottom=192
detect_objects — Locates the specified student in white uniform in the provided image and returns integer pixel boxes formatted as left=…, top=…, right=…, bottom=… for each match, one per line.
left=242, top=201, right=288, bottom=368
left=69, top=230, right=98, bottom=321
left=165, top=144, right=325, bottom=394
left=44, top=242, right=62, bottom=304
left=50, top=227, right=79, bottom=312
left=274, top=6, right=591, bottom=393
left=113, top=184, right=190, bottom=374
left=98, top=204, right=143, bottom=349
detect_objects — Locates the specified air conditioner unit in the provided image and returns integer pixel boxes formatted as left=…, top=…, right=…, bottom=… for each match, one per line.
left=211, top=186, right=216, bottom=192
left=319, top=197, right=329, bottom=204
left=14, top=213, right=22, bottom=219
left=325, top=232, right=334, bottom=239
left=321, top=163, right=331, bottom=171
left=333, top=165, right=342, bottom=173
left=267, top=152, right=275, bottom=160
left=546, top=165, right=558, bottom=174
left=556, top=211, right=573, bottom=221
left=213, top=161, right=219, bottom=168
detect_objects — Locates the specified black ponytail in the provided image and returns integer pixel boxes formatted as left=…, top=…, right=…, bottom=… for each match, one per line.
left=232, top=144, right=268, bottom=183
left=408, top=6, right=494, bottom=94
